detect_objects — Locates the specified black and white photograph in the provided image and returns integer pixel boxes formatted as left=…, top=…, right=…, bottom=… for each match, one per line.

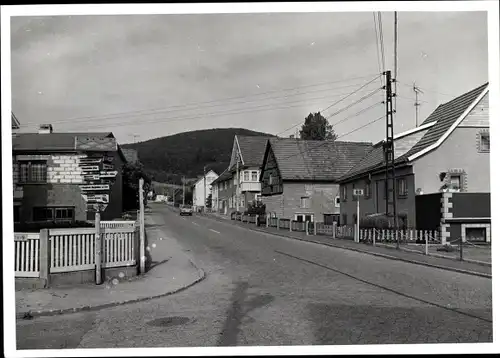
left=2, top=1, right=499, bottom=356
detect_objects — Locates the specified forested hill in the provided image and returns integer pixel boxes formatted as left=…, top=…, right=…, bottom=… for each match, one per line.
left=122, top=128, right=275, bottom=184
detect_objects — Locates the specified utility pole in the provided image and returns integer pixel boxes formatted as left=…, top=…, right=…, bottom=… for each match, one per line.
left=383, top=70, right=398, bottom=249
left=182, top=176, right=185, bottom=206
left=94, top=212, right=102, bottom=284
left=203, top=165, right=207, bottom=212
left=236, top=154, right=240, bottom=212
left=394, top=11, right=398, bottom=114
left=413, top=83, right=424, bottom=127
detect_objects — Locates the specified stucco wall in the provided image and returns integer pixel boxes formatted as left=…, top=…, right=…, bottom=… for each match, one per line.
left=262, top=182, right=340, bottom=222
left=412, top=127, right=490, bottom=194
left=339, top=166, right=416, bottom=227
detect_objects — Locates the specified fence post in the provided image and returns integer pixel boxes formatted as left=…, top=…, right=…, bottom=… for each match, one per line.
left=290, top=220, right=293, bottom=232
left=255, top=216, right=258, bottom=226
left=354, top=224, right=358, bottom=242
left=306, top=221, right=309, bottom=236
left=314, top=222, right=317, bottom=235
left=139, top=178, right=146, bottom=274
left=332, top=222, right=337, bottom=239
left=266, top=216, right=269, bottom=228
left=277, top=218, right=280, bottom=230
left=39, top=229, right=51, bottom=288
left=459, top=235, right=463, bottom=261
left=425, top=232, right=429, bottom=255
left=95, top=212, right=102, bottom=285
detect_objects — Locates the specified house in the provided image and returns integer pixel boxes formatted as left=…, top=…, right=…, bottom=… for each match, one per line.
left=192, top=170, right=218, bottom=209
left=12, top=124, right=128, bottom=225
left=338, top=82, right=490, bottom=240
left=211, top=135, right=272, bottom=214
left=259, top=138, right=373, bottom=224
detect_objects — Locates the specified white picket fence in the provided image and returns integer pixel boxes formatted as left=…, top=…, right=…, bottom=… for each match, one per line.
left=100, top=220, right=137, bottom=229
left=336, top=225, right=355, bottom=238
left=316, top=223, right=334, bottom=235
left=14, top=221, right=138, bottom=278
left=359, top=228, right=440, bottom=244
left=14, top=233, right=41, bottom=278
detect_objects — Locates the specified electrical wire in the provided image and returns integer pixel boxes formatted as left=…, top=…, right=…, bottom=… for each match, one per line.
left=325, top=87, right=382, bottom=119
left=378, top=12, right=386, bottom=71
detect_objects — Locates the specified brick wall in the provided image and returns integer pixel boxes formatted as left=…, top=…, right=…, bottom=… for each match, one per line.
left=262, top=181, right=340, bottom=222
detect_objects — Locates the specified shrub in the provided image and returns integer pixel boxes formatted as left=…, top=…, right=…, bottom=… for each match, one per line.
left=359, top=213, right=406, bottom=229
left=14, top=221, right=95, bottom=233
left=246, top=200, right=266, bottom=216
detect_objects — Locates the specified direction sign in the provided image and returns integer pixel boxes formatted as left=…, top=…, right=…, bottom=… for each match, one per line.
left=100, top=171, right=118, bottom=178
left=86, top=203, right=108, bottom=212
left=79, top=158, right=102, bottom=164
left=82, top=194, right=109, bottom=203
left=102, top=163, right=114, bottom=170
left=81, top=165, right=100, bottom=172
left=80, top=184, right=110, bottom=191
left=83, top=174, right=100, bottom=181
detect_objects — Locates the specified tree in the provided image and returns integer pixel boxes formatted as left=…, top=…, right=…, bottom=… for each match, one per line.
left=205, top=193, right=213, bottom=209
left=122, top=162, right=152, bottom=211
left=299, top=112, right=337, bottom=140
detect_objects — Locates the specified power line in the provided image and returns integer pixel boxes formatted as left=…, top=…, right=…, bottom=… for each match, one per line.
left=45, top=91, right=364, bottom=132
left=325, top=87, right=382, bottom=119
left=378, top=12, right=386, bottom=71
left=396, top=81, right=458, bottom=98
left=372, top=12, right=384, bottom=89
left=275, top=77, right=381, bottom=137
left=20, top=74, right=379, bottom=128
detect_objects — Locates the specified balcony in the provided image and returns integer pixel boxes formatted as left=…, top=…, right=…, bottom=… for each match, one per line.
left=239, top=181, right=261, bottom=192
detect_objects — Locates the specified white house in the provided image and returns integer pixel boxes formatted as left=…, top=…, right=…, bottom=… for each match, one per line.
left=192, top=170, right=218, bottom=209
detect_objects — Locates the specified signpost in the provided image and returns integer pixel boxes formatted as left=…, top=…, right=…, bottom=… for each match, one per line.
left=80, top=184, right=110, bottom=191
left=353, top=188, right=364, bottom=243
left=139, top=178, right=145, bottom=274
left=95, top=212, right=102, bottom=285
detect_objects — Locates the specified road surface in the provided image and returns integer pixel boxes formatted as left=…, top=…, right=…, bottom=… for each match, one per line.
left=16, top=203, right=492, bottom=349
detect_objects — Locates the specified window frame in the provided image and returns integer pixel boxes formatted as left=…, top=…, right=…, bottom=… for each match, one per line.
left=300, top=196, right=311, bottom=209
left=449, top=174, right=462, bottom=190
left=397, top=177, right=409, bottom=198
left=479, top=132, right=490, bottom=153
left=251, top=171, right=258, bottom=181
left=364, top=181, right=372, bottom=199
left=243, top=171, right=250, bottom=181
left=33, top=206, right=75, bottom=223
left=19, top=160, right=48, bottom=184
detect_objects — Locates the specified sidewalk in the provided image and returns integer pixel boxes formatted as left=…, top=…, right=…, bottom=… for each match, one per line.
left=15, top=213, right=206, bottom=320
left=202, top=213, right=492, bottom=278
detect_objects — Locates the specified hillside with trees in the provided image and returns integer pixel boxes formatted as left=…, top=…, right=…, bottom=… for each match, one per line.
left=122, top=128, right=275, bottom=184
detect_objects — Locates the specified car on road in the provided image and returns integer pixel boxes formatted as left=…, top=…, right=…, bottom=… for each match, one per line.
left=180, top=205, right=193, bottom=216
left=231, top=211, right=242, bottom=220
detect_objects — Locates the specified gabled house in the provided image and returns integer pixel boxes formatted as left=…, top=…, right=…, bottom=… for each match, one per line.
left=259, top=138, right=373, bottom=224
left=338, top=82, right=490, bottom=237
left=211, top=168, right=233, bottom=214
left=192, top=170, right=218, bottom=209
left=12, top=124, right=128, bottom=225
left=211, top=135, right=272, bottom=214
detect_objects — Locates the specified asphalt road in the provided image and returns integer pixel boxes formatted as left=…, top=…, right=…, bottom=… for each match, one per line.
left=16, top=203, right=492, bottom=349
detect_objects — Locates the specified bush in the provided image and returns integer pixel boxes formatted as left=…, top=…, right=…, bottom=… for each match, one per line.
left=359, top=213, right=406, bottom=229
left=246, top=200, right=266, bottom=216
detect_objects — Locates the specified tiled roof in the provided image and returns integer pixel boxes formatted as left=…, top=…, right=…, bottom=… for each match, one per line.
left=268, top=138, right=373, bottom=181
left=339, top=82, right=489, bottom=182
left=211, top=167, right=231, bottom=184
left=12, top=132, right=114, bottom=151
left=236, top=135, right=274, bottom=168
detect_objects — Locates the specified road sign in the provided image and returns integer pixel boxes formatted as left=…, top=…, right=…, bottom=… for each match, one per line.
left=81, top=165, right=100, bottom=172
left=353, top=189, right=364, bottom=196
left=82, top=194, right=109, bottom=203
left=80, top=184, right=110, bottom=191
left=99, top=171, right=118, bottom=178
left=103, top=163, right=114, bottom=170
left=83, top=174, right=100, bottom=181
left=86, top=203, right=108, bottom=212
left=103, top=156, right=114, bottom=163
left=79, top=158, right=102, bottom=164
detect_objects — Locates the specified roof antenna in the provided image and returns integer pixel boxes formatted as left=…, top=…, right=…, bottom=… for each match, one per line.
left=413, top=82, right=424, bottom=127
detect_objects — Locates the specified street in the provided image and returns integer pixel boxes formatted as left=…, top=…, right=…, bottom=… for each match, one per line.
left=16, top=203, right=492, bottom=349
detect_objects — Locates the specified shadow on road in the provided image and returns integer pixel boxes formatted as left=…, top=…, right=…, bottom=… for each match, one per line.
left=217, top=282, right=274, bottom=346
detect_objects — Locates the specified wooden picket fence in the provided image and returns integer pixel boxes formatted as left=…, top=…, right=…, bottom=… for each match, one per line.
left=359, top=228, right=440, bottom=244
left=14, top=221, right=138, bottom=278
left=14, top=233, right=41, bottom=278
left=336, top=225, right=355, bottom=239
left=316, top=222, right=334, bottom=235
left=100, top=220, right=137, bottom=229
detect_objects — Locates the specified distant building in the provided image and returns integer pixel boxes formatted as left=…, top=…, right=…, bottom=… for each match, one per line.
left=259, top=138, right=372, bottom=224
left=12, top=124, right=128, bottom=224
left=121, top=148, right=139, bottom=164
left=192, top=170, right=218, bottom=209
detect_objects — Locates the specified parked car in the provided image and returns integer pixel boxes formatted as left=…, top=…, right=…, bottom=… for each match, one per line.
left=231, top=211, right=242, bottom=220
left=180, top=205, right=193, bottom=216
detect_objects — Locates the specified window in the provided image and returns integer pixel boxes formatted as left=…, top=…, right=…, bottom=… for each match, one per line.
left=14, top=206, right=20, bottom=223
left=33, top=207, right=75, bottom=223
left=251, top=171, right=258, bottom=181
left=300, top=197, right=311, bottom=209
left=19, top=161, right=47, bottom=183
left=335, top=196, right=340, bottom=207
left=244, top=171, right=249, bottom=181
left=295, top=214, right=314, bottom=223
left=479, top=133, right=490, bottom=152
left=341, top=185, right=347, bottom=201
left=364, top=181, right=371, bottom=198
left=397, top=178, right=408, bottom=197
left=449, top=174, right=462, bottom=190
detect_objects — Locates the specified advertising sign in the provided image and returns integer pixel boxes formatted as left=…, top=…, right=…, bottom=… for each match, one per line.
left=80, top=184, right=110, bottom=191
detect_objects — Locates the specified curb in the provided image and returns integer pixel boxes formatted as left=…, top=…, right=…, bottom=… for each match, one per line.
left=202, top=214, right=492, bottom=279
left=16, top=261, right=207, bottom=320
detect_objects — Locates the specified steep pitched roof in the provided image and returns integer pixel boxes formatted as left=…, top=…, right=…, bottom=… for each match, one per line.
left=11, top=112, right=20, bottom=129
left=339, top=82, right=489, bottom=182
left=12, top=132, right=114, bottom=151
left=211, top=167, right=231, bottom=184
left=234, top=135, right=273, bottom=168
left=266, top=138, right=372, bottom=181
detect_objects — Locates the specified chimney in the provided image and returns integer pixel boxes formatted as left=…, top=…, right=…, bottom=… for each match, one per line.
left=38, top=124, right=53, bottom=134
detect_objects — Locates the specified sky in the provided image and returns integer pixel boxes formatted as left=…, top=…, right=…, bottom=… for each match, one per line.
left=10, top=10, right=489, bottom=145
